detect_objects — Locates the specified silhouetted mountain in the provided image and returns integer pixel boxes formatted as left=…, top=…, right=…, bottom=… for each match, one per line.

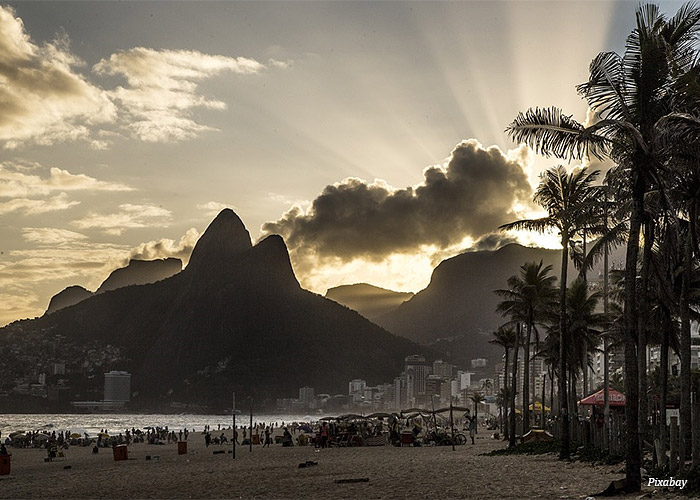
left=325, top=283, right=413, bottom=320
left=3, top=209, right=428, bottom=409
left=46, top=286, right=93, bottom=315
left=374, top=243, right=623, bottom=366
left=96, top=258, right=182, bottom=294
left=184, top=208, right=252, bottom=276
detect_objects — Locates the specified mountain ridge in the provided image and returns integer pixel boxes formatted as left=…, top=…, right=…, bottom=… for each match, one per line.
left=5, top=209, right=431, bottom=409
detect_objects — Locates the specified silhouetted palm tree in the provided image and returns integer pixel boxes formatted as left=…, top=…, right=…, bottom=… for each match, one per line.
left=505, top=4, right=700, bottom=488
left=495, top=261, right=557, bottom=435
left=500, top=165, right=599, bottom=457
left=490, top=327, right=517, bottom=439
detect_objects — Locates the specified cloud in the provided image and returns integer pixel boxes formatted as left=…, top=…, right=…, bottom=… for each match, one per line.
left=472, top=232, right=520, bottom=251
left=263, top=139, right=535, bottom=261
left=122, top=227, right=200, bottom=266
left=0, top=6, right=275, bottom=148
left=0, top=162, right=134, bottom=198
left=22, top=227, right=88, bottom=245
left=72, top=203, right=173, bottom=235
left=94, top=48, right=265, bottom=142
left=0, top=6, right=116, bottom=148
left=0, top=193, right=80, bottom=215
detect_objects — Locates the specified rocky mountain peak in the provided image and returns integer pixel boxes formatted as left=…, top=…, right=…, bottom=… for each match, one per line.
left=186, top=208, right=253, bottom=274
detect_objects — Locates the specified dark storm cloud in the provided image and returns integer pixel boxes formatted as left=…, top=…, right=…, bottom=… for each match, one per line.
left=262, top=140, right=534, bottom=260
left=473, top=232, right=519, bottom=251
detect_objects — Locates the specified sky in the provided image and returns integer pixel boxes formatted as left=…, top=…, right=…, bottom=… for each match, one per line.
left=0, top=0, right=687, bottom=326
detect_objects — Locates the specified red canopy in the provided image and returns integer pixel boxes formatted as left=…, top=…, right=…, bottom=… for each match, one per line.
left=578, top=388, right=626, bottom=407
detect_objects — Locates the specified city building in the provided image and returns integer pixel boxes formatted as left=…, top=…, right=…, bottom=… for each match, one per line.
left=299, top=386, right=315, bottom=407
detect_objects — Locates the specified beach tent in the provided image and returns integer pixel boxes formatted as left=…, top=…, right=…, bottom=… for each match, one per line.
left=578, top=388, right=626, bottom=407
left=528, top=402, right=551, bottom=411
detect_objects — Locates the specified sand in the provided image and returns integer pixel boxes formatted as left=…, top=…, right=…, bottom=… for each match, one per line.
left=0, top=432, right=684, bottom=499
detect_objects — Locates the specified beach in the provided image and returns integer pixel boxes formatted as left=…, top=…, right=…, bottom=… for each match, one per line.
left=0, top=431, right=674, bottom=499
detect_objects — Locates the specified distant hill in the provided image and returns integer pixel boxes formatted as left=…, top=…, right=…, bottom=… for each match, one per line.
left=46, top=285, right=93, bottom=315
left=374, top=243, right=624, bottom=366
left=44, top=258, right=183, bottom=315
left=325, top=283, right=414, bottom=320
left=6, top=209, right=429, bottom=409
left=96, top=258, right=182, bottom=294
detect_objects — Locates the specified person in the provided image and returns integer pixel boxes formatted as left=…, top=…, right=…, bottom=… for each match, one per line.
left=468, top=411, right=478, bottom=445
left=320, top=423, right=328, bottom=448
left=205, top=432, right=211, bottom=447
left=263, top=427, right=271, bottom=448
left=282, top=427, right=293, bottom=447
left=0, top=443, right=7, bottom=455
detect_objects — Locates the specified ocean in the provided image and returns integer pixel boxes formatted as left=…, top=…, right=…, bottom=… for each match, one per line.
left=0, top=413, right=323, bottom=436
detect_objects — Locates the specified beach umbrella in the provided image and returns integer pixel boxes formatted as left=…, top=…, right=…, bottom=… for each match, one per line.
left=34, top=434, right=49, bottom=441
left=70, top=433, right=82, bottom=439
left=299, top=424, right=312, bottom=433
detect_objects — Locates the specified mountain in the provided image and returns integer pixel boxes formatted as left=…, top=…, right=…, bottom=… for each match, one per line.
left=46, top=286, right=93, bottom=315
left=2, top=209, right=428, bottom=409
left=325, top=283, right=414, bottom=320
left=44, top=258, right=183, bottom=315
left=96, top=258, right=182, bottom=294
left=373, top=243, right=623, bottom=366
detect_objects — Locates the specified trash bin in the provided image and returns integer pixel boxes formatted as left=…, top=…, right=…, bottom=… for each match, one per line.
left=112, top=445, right=128, bottom=461
left=178, top=441, right=187, bottom=455
left=0, top=455, right=10, bottom=475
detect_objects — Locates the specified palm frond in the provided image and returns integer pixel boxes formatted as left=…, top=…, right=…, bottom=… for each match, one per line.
left=498, top=217, right=556, bottom=234
left=577, top=221, right=629, bottom=278
left=506, top=107, right=610, bottom=160
left=577, top=51, right=633, bottom=121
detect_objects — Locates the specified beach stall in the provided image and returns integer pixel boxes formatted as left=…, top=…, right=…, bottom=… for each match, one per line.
left=577, top=388, right=626, bottom=407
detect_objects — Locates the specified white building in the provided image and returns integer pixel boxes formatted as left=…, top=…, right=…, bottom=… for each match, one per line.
left=299, top=386, right=314, bottom=406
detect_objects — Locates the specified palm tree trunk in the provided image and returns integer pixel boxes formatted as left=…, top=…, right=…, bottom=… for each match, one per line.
left=603, top=221, right=610, bottom=451
left=510, top=324, right=521, bottom=447
left=569, top=368, right=578, bottom=426
left=680, top=223, right=692, bottom=466
left=623, top=176, right=643, bottom=490
left=504, top=347, right=510, bottom=440
left=550, top=365, right=555, bottom=428
left=523, top=322, right=532, bottom=434
left=660, top=303, right=671, bottom=466
left=638, top=219, right=654, bottom=450
left=559, top=236, right=570, bottom=459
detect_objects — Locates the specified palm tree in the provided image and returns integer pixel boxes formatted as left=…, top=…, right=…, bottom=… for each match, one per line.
left=505, top=4, right=700, bottom=489
left=470, top=391, right=486, bottom=418
left=495, top=261, right=557, bottom=435
left=566, top=279, right=604, bottom=415
left=500, top=165, right=599, bottom=457
left=490, top=327, right=517, bottom=439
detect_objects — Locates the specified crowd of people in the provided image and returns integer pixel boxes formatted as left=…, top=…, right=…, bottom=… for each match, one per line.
left=2, top=413, right=487, bottom=457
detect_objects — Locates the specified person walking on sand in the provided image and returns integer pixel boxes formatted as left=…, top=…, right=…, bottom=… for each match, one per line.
left=263, top=427, right=271, bottom=448
left=466, top=410, right=478, bottom=445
